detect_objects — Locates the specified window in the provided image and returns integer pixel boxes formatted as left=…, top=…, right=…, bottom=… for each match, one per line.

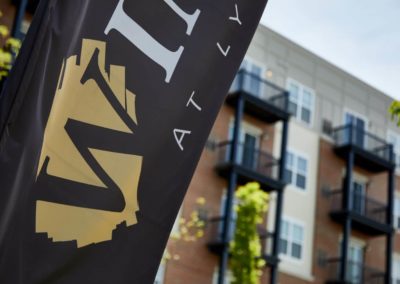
left=231, top=58, right=265, bottom=97
left=346, top=243, right=364, bottom=284
left=394, top=197, right=400, bottom=230
left=344, top=111, right=367, bottom=148
left=227, top=122, right=260, bottom=169
left=388, top=131, right=400, bottom=169
left=393, top=257, right=400, bottom=284
left=287, top=79, right=315, bottom=125
left=285, top=151, right=308, bottom=190
left=154, top=262, right=166, bottom=284
left=279, top=218, right=304, bottom=261
left=351, top=181, right=366, bottom=215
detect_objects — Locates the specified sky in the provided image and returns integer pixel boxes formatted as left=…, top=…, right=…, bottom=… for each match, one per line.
left=260, top=0, right=400, bottom=100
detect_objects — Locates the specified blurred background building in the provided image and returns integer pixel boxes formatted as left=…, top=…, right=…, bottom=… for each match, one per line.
left=165, top=24, right=399, bottom=284
left=1, top=1, right=399, bottom=283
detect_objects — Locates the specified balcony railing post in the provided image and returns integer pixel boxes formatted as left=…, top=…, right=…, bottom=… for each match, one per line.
left=218, top=93, right=245, bottom=284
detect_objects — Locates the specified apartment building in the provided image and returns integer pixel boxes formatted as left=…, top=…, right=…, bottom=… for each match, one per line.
left=159, top=25, right=400, bottom=284
left=0, top=1, right=399, bottom=283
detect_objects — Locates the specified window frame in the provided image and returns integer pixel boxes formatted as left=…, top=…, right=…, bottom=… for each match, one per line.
left=227, top=119, right=262, bottom=165
left=394, top=195, right=400, bottom=232
left=285, top=149, right=309, bottom=192
left=279, top=216, right=306, bottom=263
left=286, top=78, right=315, bottom=126
left=343, top=108, right=368, bottom=129
left=393, top=255, right=400, bottom=284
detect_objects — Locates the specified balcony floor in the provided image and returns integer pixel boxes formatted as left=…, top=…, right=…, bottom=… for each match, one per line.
left=334, top=144, right=395, bottom=173
left=215, top=162, right=285, bottom=192
left=330, top=210, right=393, bottom=236
left=226, top=91, right=290, bottom=124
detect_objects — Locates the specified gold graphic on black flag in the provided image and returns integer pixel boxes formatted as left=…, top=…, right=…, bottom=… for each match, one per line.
left=35, top=39, right=142, bottom=248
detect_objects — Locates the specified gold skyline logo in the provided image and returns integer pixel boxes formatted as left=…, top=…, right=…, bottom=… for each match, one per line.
left=35, top=39, right=142, bottom=248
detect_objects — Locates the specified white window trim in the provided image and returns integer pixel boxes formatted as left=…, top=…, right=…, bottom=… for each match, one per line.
left=338, top=235, right=366, bottom=248
left=279, top=216, right=306, bottom=264
left=393, top=254, right=400, bottom=283
left=350, top=171, right=369, bottom=185
left=286, top=78, right=316, bottom=127
left=286, top=148, right=310, bottom=193
left=337, top=236, right=366, bottom=268
left=394, top=192, right=400, bottom=233
left=228, top=119, right=262, bottom=140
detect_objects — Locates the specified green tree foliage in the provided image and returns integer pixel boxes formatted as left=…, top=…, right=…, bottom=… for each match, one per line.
left=390, top=101, right=400, bottom=126
left=0, top=11, right=21, bottom=82
left=229, top=182, right=269, bottom=284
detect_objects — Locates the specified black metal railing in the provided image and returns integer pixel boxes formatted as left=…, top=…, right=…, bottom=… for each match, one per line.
left=207, top=216, right=274, bottom=257
left=217, top=141, right=280, bottom=180
left=333, top=124, right=394, bottom=163
left=229, top=70, right=289, bottom=112
left=326, top=258, right=385, bottom=284
left=330, top=189, right=387, bottom=225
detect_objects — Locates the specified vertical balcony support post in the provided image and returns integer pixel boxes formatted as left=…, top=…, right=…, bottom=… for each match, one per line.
left=218, top=94, right=244, bottom=284
left=12, top=0, right=29, bottom=39
left=386, top=156, right=395, bottom=284
left=340, top=149, right=354, bottom=281
left=270, top=114, right=289, bottom=284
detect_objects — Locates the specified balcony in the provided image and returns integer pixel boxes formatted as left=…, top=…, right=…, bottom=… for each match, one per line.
left=206, top=216, right=278, bottom=267
left=325, top=258, right=385, bottom=284
left=227, top=70, right=290, bottom=123
left=329, top=190, right=392, bottom=235
left=333, top=125, right=395, bottom=173
left=215, top=141, right=285, bottom=192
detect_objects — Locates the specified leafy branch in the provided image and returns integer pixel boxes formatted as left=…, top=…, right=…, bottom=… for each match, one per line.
left=229, top=182, right=269, bottom=284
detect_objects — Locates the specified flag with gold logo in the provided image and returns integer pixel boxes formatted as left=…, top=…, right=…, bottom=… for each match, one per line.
left=0, top=0, right=268, bottom=282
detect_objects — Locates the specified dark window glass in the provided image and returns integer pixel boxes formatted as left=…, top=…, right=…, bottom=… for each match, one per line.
left=296, top=174, right=306, bottom=189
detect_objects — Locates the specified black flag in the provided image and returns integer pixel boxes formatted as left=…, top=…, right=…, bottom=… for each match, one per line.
left=0, top=0, right=268, bottom=283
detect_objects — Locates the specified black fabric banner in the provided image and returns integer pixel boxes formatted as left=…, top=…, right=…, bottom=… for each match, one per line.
left=0, top=0, right=268, bottom=283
